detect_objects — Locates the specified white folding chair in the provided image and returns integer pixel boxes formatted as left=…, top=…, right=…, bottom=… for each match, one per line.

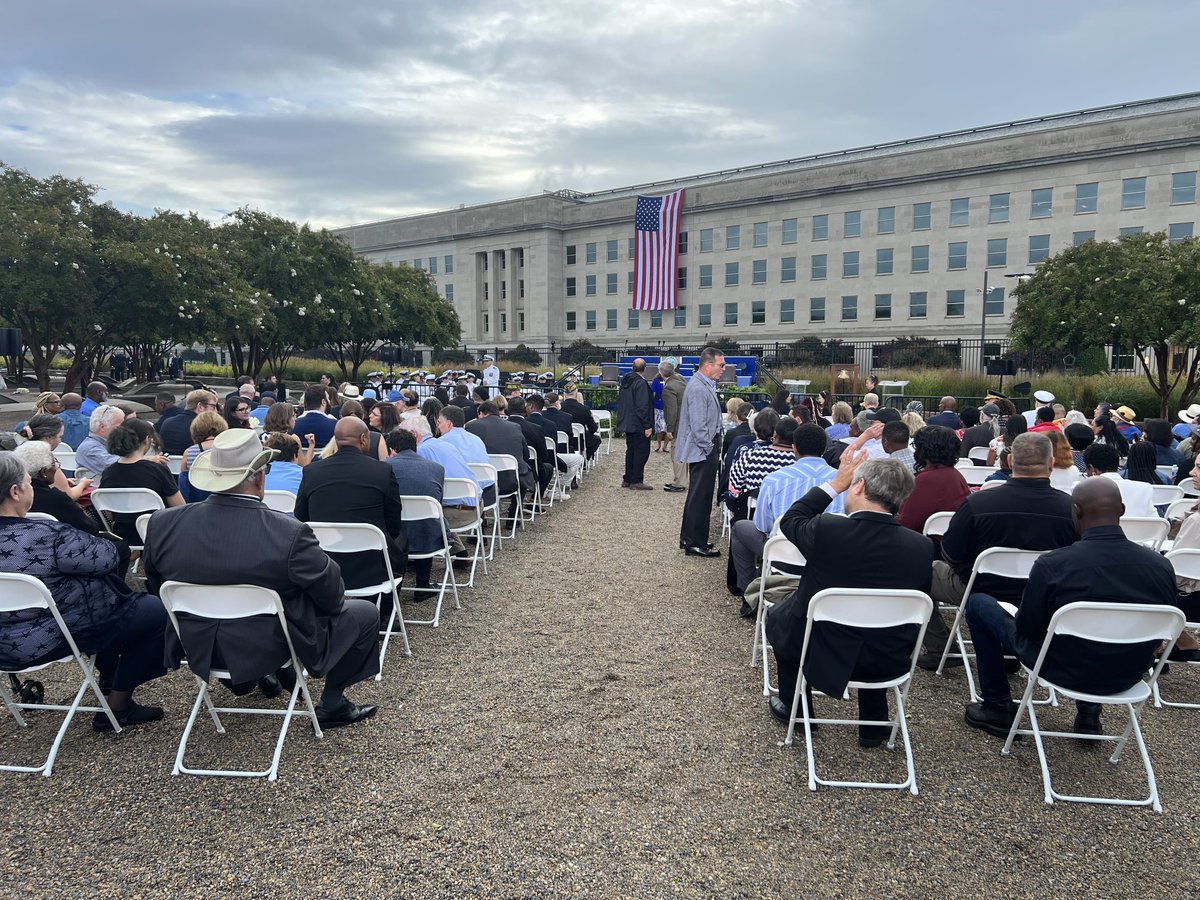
left=1150, top=484, right=1184, bottom=509
left=1000, top=602, right=1185, bottom=812
left=397, top=494, right=461, bottom=628
left=52, top=447, right=76, bottom=476
left=307, top=522, right=411, bottom=676
left=23, top=511, right=57, bottom=522
left=751, top=534, right=806, bottom=697
left=922, top=511, right=955, bottom=538
left=467, top=462, right=502, bottom=560
left=979, top=478, right=1005, bottom=490
left=570, top=423, right=590, bottom=473
left=164, top=455, right=183, bottom=476
left=487, top=453, right=526, bottom=536
left=263, top=490, right=297, bottom=515
left=959, top=466, right=996, bottom=487
left=443, top=477, right=488, bottom=588
left=954, top=458, right=976, bottom=470
left=525, top=446, right=546, bottom=519
left=968, top=446, right=992, bottom=463
left=592, top=409, right=613, bottom=454
left=158, top=581, right=323, bottom=781
left=1183, top=480, right=1200, bottom=498
left=90, top=487, right=166, bottom=575
left=544, top=437, right=567, bottom=504
left=0, top=573, right=120, bottom=775
left=782, top=588, right=933, bottom=795
left=1165, top=498, right=1196, bottom=524
left=1119, top=515, right=1169, bottom=550
left=1156, top=465, right=1179, bottom=482
left=1154, top=548, right=1200, bottom=709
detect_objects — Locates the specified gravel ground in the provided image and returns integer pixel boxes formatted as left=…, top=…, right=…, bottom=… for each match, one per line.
left=2, top=440, right=1200, bottom=897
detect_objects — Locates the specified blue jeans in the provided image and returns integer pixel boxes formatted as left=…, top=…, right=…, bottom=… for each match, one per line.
left=964, top=593, right=1017, bottom=702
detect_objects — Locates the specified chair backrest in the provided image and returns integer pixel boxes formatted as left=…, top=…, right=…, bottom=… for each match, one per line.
left=592, top=410, right=612, bottom=425
left=398, top=494, right=442, bottom=523
left=159, top=581, right=283, bottom=620
left=968, top=446, right=991, bottom=462
left=443, top=477, right=481, bottom=505
left=922, top=510, right=955, bottom=537
left=979, top=478, right=1005, bottom=490
left=1047, top=601, right=1184, bottom=645
left=24, top=511, right=58, bottom=522
left=488, top=453, right=519, bottom=474
left=468, top=462, right=499, bottom=490
left=89, top=487, right=166, bottom=517
left=263, top=490, right=297, bottom=514
left=1183, top=480, right=1200, bottom=498
left=545, top=437, right=557, bottom=454
left=954, top=458, right=975, bottom=470
left=761, top=533, right=806, bottom=573
left=164, top=455, right=183, bottom=475
left=556, top=430, right=569, bottom=448
left=0, top=571, right=52, bottom=614
left=807, top=588, right=933, bottom=630
left=1166, top=499, right=1196, bottom=523
left=307, top=521, right=389, bottom=556
left=971, top=546, right=1046, bottom=581
left=571, top=423, right=584, bottom=437
left=1166, top=548, right=1200, bottom=588
left=959, top=466, right=995, bottom=486
left=52, top=448, right=76, bottom=470
left=1119, top=515, right=1170, bottom=545
left=599, top=364, right=619, bottom=382
left=1150, top=484, right=1185, bottom=507
left=135, top=513, right=151, bottom=543
left=1156, top=465, right=1178, bottom=479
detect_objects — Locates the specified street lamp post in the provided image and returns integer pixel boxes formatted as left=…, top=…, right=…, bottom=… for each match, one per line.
left=980, top=270, right=989, bottom=371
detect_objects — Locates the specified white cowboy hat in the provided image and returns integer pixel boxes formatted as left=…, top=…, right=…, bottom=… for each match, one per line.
left=188, top=429, right=279, bottom=493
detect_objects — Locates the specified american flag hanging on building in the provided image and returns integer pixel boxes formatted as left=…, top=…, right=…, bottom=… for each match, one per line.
left=632, top=189, right=684, bottom=311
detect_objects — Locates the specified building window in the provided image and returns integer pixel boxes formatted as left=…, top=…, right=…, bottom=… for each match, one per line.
left=781, top=256, right=796, bottom=282
left=1169, top=222, right=1194, bottom=242
left=677, top=267, right=687, bottom=290
left=913, top=202, right=931, bottom=230
left=566, top=311, right=576, bottom=331
left=606, top=240, right=618, bottom=262
left=1031, top=187, right=1053, bottom=218
left=566, top=245, right=576, bottom=265
left=428, top=256, right=438, bottom=274
left=1072, top=231, right=1095, bottom=247
left=585, top=274, right=596, bottom=296
left=678, top=231, right=688, bottom=254
left=445, top=284, right=454, bottom=301
left=500, top=312, right=507, bottom=332
left=499, top=253, right=506, bottom=269
left=650, top=309, right=663, bottom=328
left=753, top=222, right=768, bottom=247
left=480, top=255, right=487, bottom=271
left=987, top=238, right=1007, bottom=267
left=1028, top=234, right=1051, bottom=264
left=1122, top=177, right=1147, bottom=210
left=844, top=210, right=861, bottom=238
left=1119, top=226, right=1144, bottom=237
left=751, top=300, right=766, bottom=324
left=780, top=298, right=795, bottom=324
left=699, top=264, right=713, bottom=288
left=414, top=258, right=423, bottom=270
left=950, top=197, right=970, bottom=227
left=911, top=245, right=929, bottom=273
left=725, top=261, right=739, bottom=286
left=518, top=311, right=525, bottom=331
left=726, top=225, right=740, bottom=250
left=586, top=310, right=596, bottom=331
left=874, top=293, right=892, bottom=320
left=628, top=238, right=635, bottom=259
left=724, top=302, right=739, bottom=326
left=843, top=251, right=859, bottom=277
left=909, top=291, right=927, bottom=319
left=1075, top=182, right=1098, bottom=214
left=782, top=218, right=798, bottom=244
left=566, top=276, right=577, bottom=297
left=878, top=207, right=895, bottom=234
left=629, top=271, right=635, bottom=293
left=482, top=283, right=489, bottom=301
left=989, top=193, right=1010, bottom=224
left=752, top=259, right=767, bottom=284
left=675, top=306, right=686, bottom=327
left=699, top=228, right=713, bottom=252
left=585, top=242, right=597, bottom=264
left=946, top=289, right=965, bottom=317
left=811, top=254, right=828, bottom=280
left=445, top=255, right=454, bottom=274
left=810, top=297, right=826, bottom=323
left=812, top=214, right=828, bottom=241
left=1172, top=171, right=1197, bottom=204
left=628, top=308, right=639, bottom=329
left=699, top=303, right=712, bottom=326
left=606, top=273, right=617, bottom=294
left=605, top=308, right=617, bottom=331
left=516, top=249, right=524, bottom=268
left=876, top=248, right=893, bottom=276
left=948, top=241, right=967, bottom=270
left=841, top=295, right=857, bottom=321
left=986, top=286, right=1005, bottom=317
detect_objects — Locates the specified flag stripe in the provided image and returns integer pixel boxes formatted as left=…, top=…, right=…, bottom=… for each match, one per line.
left=633, top=189, right=683, bottom=311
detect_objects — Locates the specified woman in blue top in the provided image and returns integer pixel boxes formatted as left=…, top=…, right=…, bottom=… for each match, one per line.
left=651, top=373, right=667, bottom=452
left=263, top=433, right=303, bottom=494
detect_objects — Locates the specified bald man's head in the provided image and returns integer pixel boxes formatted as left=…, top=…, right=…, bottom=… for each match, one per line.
left=1071, top=475, right=1125, bottom=533
left=334, top=416, right=370, bottom=451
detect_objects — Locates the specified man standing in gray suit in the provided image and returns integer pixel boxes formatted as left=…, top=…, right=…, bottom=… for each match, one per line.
left=675, top=346, right=726, bottom=557
left=660, top=360, right=688, bottom=493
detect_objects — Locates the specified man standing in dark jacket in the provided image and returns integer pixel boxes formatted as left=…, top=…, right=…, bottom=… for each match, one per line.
left=616, top=358, right=654, bottom=490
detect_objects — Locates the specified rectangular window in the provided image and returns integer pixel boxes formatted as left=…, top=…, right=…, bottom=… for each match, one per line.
left=1172, top=171, right=1197, bottom=204
left=566, top=277, right=576, bottom=297
left=650, top=309, right=663, bottom=328
left=913, top=201, right=931, bottom=230
left=499, top=312, right=507, bottom=332
left=844, top=210, right=861, bottom=238
left=986, top=286, right=1005, bottom=318
left=585, top=242, right=597, bottom=264
left=515, top=249, right=523, bottom=268
left=628, top=237, right=635, bottom=259
left=948, top=241, right=967, bottom=270
left=1169, top=222, right=1194, bottom=242
left=812, top=254, right=827, bottom=280
left=1075, top=182, right=1098, bottom=214
left=628, top=271, right=635, bottom=293
left=699, top=264, right=713, bottom=288
left=482, top=283, right=488, bottom=301
left=876, top=247, right=893, bottom=276
left=780, top=298, right=795, bottom=324
left=678, top=231, right=688, bottom=254
left=628, top=308, right=639, bottom=329
left=812, top=214, right=829, bottom=240
left=566, top=245, right=576, bottom=265
left=428, top=256, right=438, bottom=274
left=841, top=295, right=857, bottom=321
left=909, top=291, right=927, bottom=319
left=445, top=284, right=454, bottom=301
left=724, top=302, right=739, bottom=326
left=1122, top=177, right=1147, bottom=210
left=585, top=310, right=596, bottom=331
left=874, top=293, right=892, bottom=320
left=989, top=193, right=1010, bottom=223
left=499, top=253, right=506, bottom=269
left=946, top=289, right=965, bottom=317
left=843, top=250, right=859, bottom=277
left=566, top=311, right=576, bottom=331
left=677, top=267, right=687, bottom=290
left=810, top=297, right=826, bottom=322
left=753, top=221, right=768, bottom=247
left=699, top=228, right=713, bottom=252
left=911, top=244, right=929, bottom=273
left=752, top=258, right=767, bottom=285
left=1072, top=231, right=1095, bottom=247
left=500, top=280, right=507, bottom=300
left=480, top=255, right=487, bottom=271
left=780, top=256, right=796, bottom=282
left=518, top=311, right=525, bottom=331
left=1119, top=226, right=1144, bottom=237
left=414, top=258, right=423, bottom=270
left=1028, top=234, right=1051, bottom=264
left=725, top=261, right=739, bottom=286
left=751, top=300, right=766, bottom=324
left=445, top=255, right=454, bottom=274
left=699, top=303, right=712, bottom=326
left=950, top=197, right=970, bottom=227
left=585, top=274, right=596, bottom=296
left=726, top=225, right=740, bottom=250
left=987, top=238, right=1007, bottom=267
left=606, top=273, right=617, bottom=294
left=877, top=206, right=895, bottom=234
left=675, top=306, right=686, bottom=327
left=782, top=218, right=798, bottom=244
left=1031, top=187, right=1053, bottom=218
left=606, top=239, right=618, bottom=262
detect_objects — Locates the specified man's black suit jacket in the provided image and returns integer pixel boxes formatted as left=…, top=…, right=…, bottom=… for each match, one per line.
left=561, top=397, right=601, bottom=457
left=466, top=414, right=535, bottom=494
left=296, top=446, right=407, bottom=590
left=509, top=414, right=554, bottom=487
left=765, top=486, right=934, bottom=696
left=449, top=396, right=477, bottom=422
left=542, top=407, right=575, bottom=452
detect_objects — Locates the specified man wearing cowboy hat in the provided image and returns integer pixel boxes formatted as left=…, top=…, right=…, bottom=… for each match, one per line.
left=143, top=429, right=380, bottom=728
left=1111, top=404, right=1143, bottom=441
left=1022, top=389, right=1056, bottom=427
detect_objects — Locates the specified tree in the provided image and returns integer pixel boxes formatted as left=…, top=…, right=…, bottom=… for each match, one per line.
left=1009, top=232, right=1200, bottom=417
left=372, top=262, right=461, bottom=353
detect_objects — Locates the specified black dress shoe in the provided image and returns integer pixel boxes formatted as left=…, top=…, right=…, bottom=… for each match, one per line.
left=1168, top=646, right=1200, bottom=662
left=93, top=701, right=164, bottom=733
left=412, top=583, right=439, bottom=603
left=663, top=484, right=686, bottom=493
left=768, top=695, right=791, bottom=723
left=1073, top=707, right=1103, bottom=747
left=684, top=545, right=721, bottom=558
left=964, top=700, right=1020, bottom=739
left=316, top=700, right=378, bottom=729
left=857, top=732, right=888, bottom=749
left=274, top=666, right=297, bottom=694
left=739, top=598, right=755, bottom=618
left=257, top=674, right=283, bottom=699
left=679, top=540, right=716, bottom=550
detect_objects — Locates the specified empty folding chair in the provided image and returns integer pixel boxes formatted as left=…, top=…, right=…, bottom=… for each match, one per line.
left=592, top=409, right=614, bottom=454
left=751, top=534, right=806, bottom=697
left=307, top=522, right=411, bottom=676
left=0, top=573, right=121, bottom=776
left=1154, top=548, right=1200, bottom=709
left=959, top=466, right=996, bottom=487
left=443, top=477, right=487, bottom=588
left=467, top=462, right=502, bottom=560
left=1119, top=516, right=1169, bottom=550
left=782, top=588, right=933, bottom=795
left=1000, top=601, right=1185, bottom=812
left=396, top=494, right=461, bottom=629
left=263, top=490, right=297, bottom=515
left=158, top=581, right=324, bottom=781
left=1150, top=484, right=1184, bottom=510
left=487, top=453, right=526, bottom=536
left=967, top=446, right=992, bottom=463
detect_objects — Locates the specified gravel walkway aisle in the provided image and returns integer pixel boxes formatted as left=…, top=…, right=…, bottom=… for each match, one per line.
left=2, top=443, right=1200, bottom=897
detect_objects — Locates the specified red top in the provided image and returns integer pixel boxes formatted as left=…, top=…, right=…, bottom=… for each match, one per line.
left=897, top=464, right=971, bottom=533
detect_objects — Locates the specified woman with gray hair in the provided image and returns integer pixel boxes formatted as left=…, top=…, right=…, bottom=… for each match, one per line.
left=12, top=441, right=103, bottom=536
left=0, top=451, right=168, bottom=730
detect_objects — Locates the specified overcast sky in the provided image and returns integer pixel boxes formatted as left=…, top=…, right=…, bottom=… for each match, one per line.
left=2, top=1, right=1197, bottom=229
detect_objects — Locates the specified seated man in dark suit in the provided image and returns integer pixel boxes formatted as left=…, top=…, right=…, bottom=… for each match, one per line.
left=963, top=477, right=1178, bottom=739
left=466, top=400, right=535, bottom=518
left=765, top=440, right=934, bottom=747
left=448, top=383, right=477, bottom=422
left=296, top=417, right=407, bottom=598
left=506, top=395, right=554, bottom=493
left=561, top=388, right=601, bottom=461
left=384, top=429, right=445, bottom=599
left=143, top=428, right=379, bottom=728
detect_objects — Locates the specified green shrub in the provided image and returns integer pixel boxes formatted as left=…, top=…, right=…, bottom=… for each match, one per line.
left=503, top=344, right=542, bottom=366
left=1076, top=346, right=1109, bottom=376
left=559, top=339, right=607, bottom=365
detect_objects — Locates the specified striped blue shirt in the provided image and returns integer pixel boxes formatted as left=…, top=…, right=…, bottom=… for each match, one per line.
left=754, top=456, right=843, bottom=532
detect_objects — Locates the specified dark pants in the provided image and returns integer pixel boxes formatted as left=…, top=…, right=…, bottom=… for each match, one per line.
left=680, top=443, right=720, bottom=547
left=776, top=654, right=889, bottom=740
left=321, top=598, right=381, bottom=695
left=624, top=430, right=650, bottom=485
